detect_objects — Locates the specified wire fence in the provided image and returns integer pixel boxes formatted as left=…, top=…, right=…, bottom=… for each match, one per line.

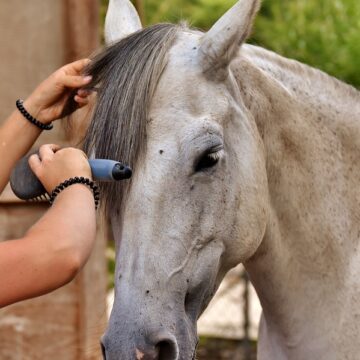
left=197, top=265, right=262, bottom=360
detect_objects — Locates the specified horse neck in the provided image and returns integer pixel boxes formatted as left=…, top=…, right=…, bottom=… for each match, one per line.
left=232, top=45, right=360, bottom=357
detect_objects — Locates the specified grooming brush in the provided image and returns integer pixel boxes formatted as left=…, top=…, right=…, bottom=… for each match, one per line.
left=10, top=151, right=132, bottom=201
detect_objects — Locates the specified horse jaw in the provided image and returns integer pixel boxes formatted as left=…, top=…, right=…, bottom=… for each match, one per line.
left=199, top=0, right=260, bottom=80
left=105, top=0, right=142, bottom=45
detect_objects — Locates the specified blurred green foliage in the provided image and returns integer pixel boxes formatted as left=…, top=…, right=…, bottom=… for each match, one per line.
left=100, top=0, right=359, bottom=87
left=107, top=240, right=116, bottom=289
left=253, top=0, right=360, bottom=87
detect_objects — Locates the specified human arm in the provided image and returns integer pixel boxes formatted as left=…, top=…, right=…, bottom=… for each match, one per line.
left=0, top=186, right=96, bottom=307
left=0, top=59, right=92, bottom=194
left=0, top=146, right=96, bottom=308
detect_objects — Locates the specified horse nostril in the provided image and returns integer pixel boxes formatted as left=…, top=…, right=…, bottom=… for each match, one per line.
left=156, top=339, right=178, bottom=360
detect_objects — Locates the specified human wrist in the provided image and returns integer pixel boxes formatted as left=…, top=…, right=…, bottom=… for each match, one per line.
left=50, top=177, right=99, bottom=209
left=22, top=97, right=49, bottom=125
left=54, top=183, right=93, bottom=200
left=16, top=99, right=53, bottom=131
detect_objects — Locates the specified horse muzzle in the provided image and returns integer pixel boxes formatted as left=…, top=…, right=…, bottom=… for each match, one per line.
left=100, top=320, right=197, bottom=360
left=101, top=331, right=179, bottom=360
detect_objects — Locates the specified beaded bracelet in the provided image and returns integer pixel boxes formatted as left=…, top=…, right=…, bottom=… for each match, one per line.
left=16, top=99, right=53, bottom=130
left=49, top=177, right=99, bottom=209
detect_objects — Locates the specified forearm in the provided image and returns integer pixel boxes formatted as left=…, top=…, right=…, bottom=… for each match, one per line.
left=0, top=59, right=92, bottom=195
left=0, top=185, right=96, bottom=307
left=0, top=101, right=43, bottom=193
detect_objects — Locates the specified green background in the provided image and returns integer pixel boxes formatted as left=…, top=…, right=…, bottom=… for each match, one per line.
left=101, top=0, right=360, bottom=88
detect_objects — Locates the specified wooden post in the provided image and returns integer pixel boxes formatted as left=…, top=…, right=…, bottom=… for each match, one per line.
left=0, top=1, right=107, bottom=359
left=64, top=0, right=101, bottom=61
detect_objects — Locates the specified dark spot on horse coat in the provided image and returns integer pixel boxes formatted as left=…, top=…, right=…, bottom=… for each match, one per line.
left=280, top=129, right=303, bottom=163
left=159, top=149, right=164, bottom=154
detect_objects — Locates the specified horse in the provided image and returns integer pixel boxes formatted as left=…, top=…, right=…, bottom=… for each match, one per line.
left=81, top=0, right=360, bottom=358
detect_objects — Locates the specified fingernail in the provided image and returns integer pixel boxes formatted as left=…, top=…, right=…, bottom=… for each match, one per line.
left=83, top=76, right=92, bottom=82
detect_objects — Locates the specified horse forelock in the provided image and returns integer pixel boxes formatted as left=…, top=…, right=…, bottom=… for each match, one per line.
left=83, top=23, right=181, bottom=215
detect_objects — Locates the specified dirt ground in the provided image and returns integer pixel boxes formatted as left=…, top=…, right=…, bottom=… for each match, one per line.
left=197, top=337, right=257, bottom=360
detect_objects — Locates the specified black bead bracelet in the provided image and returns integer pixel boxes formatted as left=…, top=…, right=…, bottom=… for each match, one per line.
left=16, top=99, right=53, bottom=130
left=49, top=177, right=99, bottom=209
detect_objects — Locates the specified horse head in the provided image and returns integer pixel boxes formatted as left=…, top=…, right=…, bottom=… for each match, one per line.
left=87, top=0, right=269, bottom=358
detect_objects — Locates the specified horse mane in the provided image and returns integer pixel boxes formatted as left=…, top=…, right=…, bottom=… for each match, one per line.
left=82, top=24, right=180, bottom=215
left=243, top=44, right=360, bottom=105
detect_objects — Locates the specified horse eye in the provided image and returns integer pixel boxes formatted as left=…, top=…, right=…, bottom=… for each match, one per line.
left=195, top=151, right=221, bottom=172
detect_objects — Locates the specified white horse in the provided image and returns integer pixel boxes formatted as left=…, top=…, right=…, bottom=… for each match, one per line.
left=85, top=0, right=360, bottom=359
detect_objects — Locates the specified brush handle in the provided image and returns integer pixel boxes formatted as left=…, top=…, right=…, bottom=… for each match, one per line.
left=10, top=152, right=132, bottom=201
left=88, top=159, right=132, bottom=181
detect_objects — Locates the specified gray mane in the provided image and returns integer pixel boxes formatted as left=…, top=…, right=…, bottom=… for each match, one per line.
left=83, top=24, right=180, bottom=215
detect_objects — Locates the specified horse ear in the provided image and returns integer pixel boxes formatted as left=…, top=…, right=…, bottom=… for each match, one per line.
left=105, top=0, right=143, bottom=45
left=199, top=0, right=260, bottom=80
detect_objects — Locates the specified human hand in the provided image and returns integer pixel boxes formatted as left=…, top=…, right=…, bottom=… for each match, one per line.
left=23, top=59, right=93, bottom=125
left=28, top=144, right=92, bottom=193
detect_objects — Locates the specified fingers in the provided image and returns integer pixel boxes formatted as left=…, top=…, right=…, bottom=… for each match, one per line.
left=25, top=58, right=93, bottom=124
left=39, top=144, right=60, bottom=161
left=77, top=89, right=92, bottom=97
left=74, top=95, right=89, bottom=107
left=27, top=146, right=92, bottom=193
left=28, top=154, right=41, bottom=173
left=74, top=88, right=93, bottom=107
left=63, top=58, right=91, bottom=75
left=80, top=150, right=88, bottom=160
left=58, top=147, right=88, bottom=160
left=56, top=58, right=92, bottom=88
left=62, top=75, right=92, bottom=89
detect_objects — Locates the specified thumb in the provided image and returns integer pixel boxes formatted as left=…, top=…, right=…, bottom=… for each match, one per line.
left=28, top=154, right=42, bottom=176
